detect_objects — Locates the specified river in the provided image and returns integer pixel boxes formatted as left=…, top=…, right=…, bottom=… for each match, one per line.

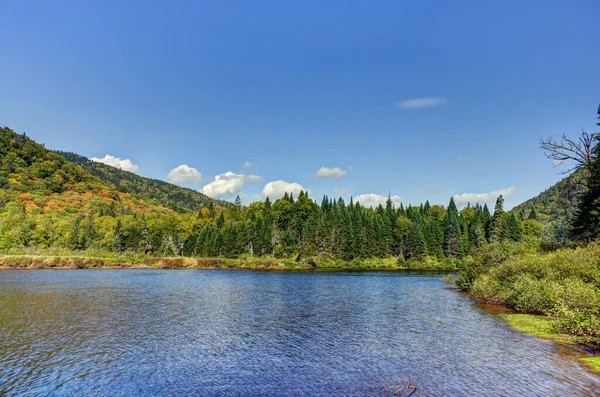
left=1, top=269, right=598, bottom=396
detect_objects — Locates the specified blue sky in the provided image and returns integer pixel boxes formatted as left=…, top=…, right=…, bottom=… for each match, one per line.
left=1, top=0, right=598, bottom=208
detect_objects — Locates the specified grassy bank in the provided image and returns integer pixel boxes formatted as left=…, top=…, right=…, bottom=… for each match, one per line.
left=0, top=249, right=459, bottom=271
left=499, top=313, right=600, bottom=374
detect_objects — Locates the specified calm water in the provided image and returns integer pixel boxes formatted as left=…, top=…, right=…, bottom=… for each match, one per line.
left=1, top=270, right=599, bottom=396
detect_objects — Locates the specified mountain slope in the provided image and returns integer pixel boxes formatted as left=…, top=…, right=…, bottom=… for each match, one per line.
left=510, top=170, right=587, bottom=237
left=55, top=150, right=229, bottom=213
left=0, top=126, right=194, bottom=250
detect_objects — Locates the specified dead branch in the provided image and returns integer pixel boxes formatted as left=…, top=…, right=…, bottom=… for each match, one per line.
left=539, top=130, right=596, bottom=174
left=378, top=379, right=421, bottom=396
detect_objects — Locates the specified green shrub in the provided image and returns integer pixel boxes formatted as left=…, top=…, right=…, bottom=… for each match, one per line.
left=503, top=274, right=561, bottom=314
left=457, top=260, right=489, bottom=290
left=471, top=275, right=503, bottom=304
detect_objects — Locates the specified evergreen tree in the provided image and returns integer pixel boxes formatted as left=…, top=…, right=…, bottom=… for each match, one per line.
left=342, top=212, right=356, bottom=260
left=571, top=133, right=600, bottom=240
left=113, top=220, right=123, bottom=253
left=506, top=213, right=523, bottom=241
left=482, top=203, right=492, bottom=240
left=490, top=195, right=507, bottom=242
left=528, top=208, right=538, bottom=220
left=444, top=197, right=461, bottom=258
left=217, top=213, right=225, bottom=229
left=234, top=195, right=242, bottom=209
left=68, top=215, right=83, bottom=250
left=405, top=222, right=426, bottom=260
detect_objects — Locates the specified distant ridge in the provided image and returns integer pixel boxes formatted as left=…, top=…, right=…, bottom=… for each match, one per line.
left=55, top=150, right=230, bottom=213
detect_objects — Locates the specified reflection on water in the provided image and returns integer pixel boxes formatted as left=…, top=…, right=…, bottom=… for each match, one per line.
left=1, top=270, right=599, bottom=396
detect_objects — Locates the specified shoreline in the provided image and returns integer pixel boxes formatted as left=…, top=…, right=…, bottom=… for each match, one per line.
left=0, top=254, right=458, bottom=272
left=476, top=302, right=600, bottom=374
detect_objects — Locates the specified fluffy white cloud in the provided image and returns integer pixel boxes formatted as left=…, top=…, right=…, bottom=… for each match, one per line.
left=396, top=97, right=447, bottom=109
left=262, top=180, right=311, bottom=199
left=201, top=172, right=245, bottom=198
left=354, top=193, right=402, bottom=208
left=90, top=154, right=139, bottom=173
left=315, top=166, right=347, bottom=178
left=453, top=187, right=517, bottom=205
left=243, top=161, right=257, bottom=169
left=166, top=164, right=202, bottom=185
left=200, top=171, right=262, bottom=199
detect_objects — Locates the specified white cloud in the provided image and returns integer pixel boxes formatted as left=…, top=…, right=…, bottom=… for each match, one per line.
left=243, top=161, right=258, bottom=169
left=354, top=193, right=401, bottom=208
left=166, top=164, right=202, bottom=185
left=262, top=180, right=311, bottom=199
left=90, top=154, right=139, bottom=173
left=200, top=171, right=263, bottom=199
left=396, top=97, right=447, bottom=109
left=453, top=187, right=517, bottom=205
left=315, top=166, right=347, bottom=178
left=201, top=172, right=246, bottom=198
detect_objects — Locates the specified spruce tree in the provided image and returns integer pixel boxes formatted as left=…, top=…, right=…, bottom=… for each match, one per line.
left=490, top=195, right=507, bottom=242
left=571, top=133, right=600, bottom=240
left=444, top=197, right=461, bottom=258
left=405, top=222, right=426, bottom=260
left=506, top=213, right=523, bottom=241
left=69, top=215, right=83, bottom=250
left=528, top=208, right=537, bottom=220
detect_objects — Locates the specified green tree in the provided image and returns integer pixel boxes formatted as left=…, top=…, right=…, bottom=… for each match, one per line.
left=444, top=197, right=461, bottom=258
left=490, top=195, right=507, bottom=242
left=528, top=208, right=537, bottom=220
left=571, top=133, right=600, bottom=240
left=405, top=222, right=426, bottom=260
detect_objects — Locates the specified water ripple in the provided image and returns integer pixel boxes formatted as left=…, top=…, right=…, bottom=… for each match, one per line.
left=1, top=270, right=599, bottom=396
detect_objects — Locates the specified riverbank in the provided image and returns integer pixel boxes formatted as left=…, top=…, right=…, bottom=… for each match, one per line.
left=0, top=252, right=458, bottom=271
left=498, top=313, right=600, bottom=374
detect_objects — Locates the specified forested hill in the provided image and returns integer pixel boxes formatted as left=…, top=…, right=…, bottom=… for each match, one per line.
left=0, top=126, right=211, bottom=251
left=510, top=170, right=587, bottom=238
left=55, top=150, right=230, bottom=213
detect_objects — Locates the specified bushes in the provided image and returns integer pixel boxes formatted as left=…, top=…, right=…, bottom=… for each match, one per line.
left=503, top=275, right=561, bottom=314
left=471, top=275, right=503, bottom=304
left=462, top=240, right=600, bottom=346
left=551, top=278, right=600, bottom=343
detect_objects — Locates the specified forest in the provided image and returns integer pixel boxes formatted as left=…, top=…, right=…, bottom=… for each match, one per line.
left=0, top=126, right=538, bottom=268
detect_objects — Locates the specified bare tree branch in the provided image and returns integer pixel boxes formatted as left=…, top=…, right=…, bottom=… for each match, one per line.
left=539, top=130, right=596, bottom=174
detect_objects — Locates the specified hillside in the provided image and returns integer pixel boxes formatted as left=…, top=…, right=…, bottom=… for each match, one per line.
left=0, top=126, right=201, bottom=252
left=55, top=150, right=229, bottom=213
left=510, top=170, right=587, bottom=239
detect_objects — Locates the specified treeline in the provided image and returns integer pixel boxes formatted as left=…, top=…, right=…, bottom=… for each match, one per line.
left=45, top=189, right=538, bottom=264
left=179, top=192, right=539, bottom=263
